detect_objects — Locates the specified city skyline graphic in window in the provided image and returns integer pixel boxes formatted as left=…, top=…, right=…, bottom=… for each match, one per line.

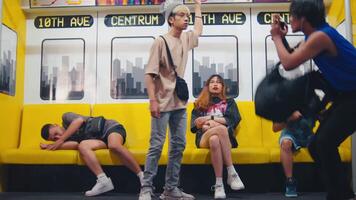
left=193, top=36, right=239, bottom=98
left=111, top=37, right=154, bottom=99
left=265, top=35, right=313, bottom=78
left=0, top=25, right=17, bottom=96
left=41, top=39, right=85, bottom=100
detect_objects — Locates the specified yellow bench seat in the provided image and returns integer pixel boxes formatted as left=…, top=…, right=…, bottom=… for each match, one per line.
left=269, top=146, right=351, bottom=163
left=77, top=148, right=169, bottom=166
left=262, top=119, right=352, bottom=163
left=182, top=147, right=270, bottom=164
left=0, top=104, right=91, bottom=165
left=182, top=102, right=270, bottom=165
left=0, top=102, right=351, bottom=166
left=1, top=149, right=78, bottom=165
left=85, top=103, right=170, bottom=166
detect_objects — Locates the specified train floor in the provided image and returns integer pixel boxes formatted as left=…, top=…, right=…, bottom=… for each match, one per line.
left=0, top=192, right=326, bottom=200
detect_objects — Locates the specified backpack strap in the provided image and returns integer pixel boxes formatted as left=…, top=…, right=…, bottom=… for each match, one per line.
left=160, top=35, right=178, bottom=77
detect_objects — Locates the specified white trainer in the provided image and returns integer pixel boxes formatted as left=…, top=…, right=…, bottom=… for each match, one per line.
left=139, top=186, right=153, bottom=200
left=227, top=173, right=245, bottom=191
left=159, top=187, right=195, bottom=200
left=212, top=184, right=226, bottom=199
left=85, top=177, right=114, bottom=196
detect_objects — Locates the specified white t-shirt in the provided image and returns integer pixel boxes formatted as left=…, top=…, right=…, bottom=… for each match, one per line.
left=278, top=64, right=311, bottom=80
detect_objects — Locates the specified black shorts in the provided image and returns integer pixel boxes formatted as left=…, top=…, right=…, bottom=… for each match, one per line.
left=102, top=124, right=126, bottom=145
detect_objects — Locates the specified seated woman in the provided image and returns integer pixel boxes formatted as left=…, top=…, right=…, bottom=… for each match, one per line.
left=40, top=112, right=143, bottom=196
left=191, top=74, right=245, bottom=199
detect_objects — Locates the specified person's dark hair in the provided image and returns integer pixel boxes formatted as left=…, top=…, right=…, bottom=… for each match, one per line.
left=41, top=124, right=52, bottom=140
left=168, top=13, right=175, bottom=27
left=290, top=0, right=326, bottom=28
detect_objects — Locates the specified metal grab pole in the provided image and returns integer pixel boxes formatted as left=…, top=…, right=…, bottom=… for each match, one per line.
left=0, top=0, right=3, bottom=49
left=345, top=0, right=353, bottom=42
left=344, top=0, right=356, bottom=194
left=0, top=0, right=3, bottom=192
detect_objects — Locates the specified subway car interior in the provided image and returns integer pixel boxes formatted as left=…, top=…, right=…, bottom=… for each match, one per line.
left=0, top=0, right=355, bottom=199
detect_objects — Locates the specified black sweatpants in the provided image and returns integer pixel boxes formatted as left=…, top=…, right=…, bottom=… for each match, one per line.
left=308, top=94, right=356, bottom=200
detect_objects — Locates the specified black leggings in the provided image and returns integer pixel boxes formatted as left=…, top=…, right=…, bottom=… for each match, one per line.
left=308, top=94, right=356, bottom=200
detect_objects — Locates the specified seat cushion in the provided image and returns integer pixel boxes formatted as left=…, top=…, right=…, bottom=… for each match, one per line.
left=1, top=149, right=78, bottom=164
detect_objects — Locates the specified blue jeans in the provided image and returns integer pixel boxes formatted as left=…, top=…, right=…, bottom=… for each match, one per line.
left=279, top=117, right=314, bottom=151
left=142, top=109, right=187, bottom=190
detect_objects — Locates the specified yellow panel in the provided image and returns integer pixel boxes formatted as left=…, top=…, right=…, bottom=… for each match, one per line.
left=270, top=148, right=314, bottom=163
left=19, top=104, right=91, bottom=149
left=231, top=147, right=270, bottom=164
left=184, top=101, right=270, bottom=164
left=187, top=101, right=265, bottom=149
left=261, top=118, right=281, bottom=148
left=92, top=103, right=152, bottom=149
left=0, top=0, right=27, bottom=191
left=267, top=120, right=351, bottom=163
left=340, top=136, right=351, bottom=148
left=183, top=147, right=269, bottom=164
left=327, top=0, right=346, bottom=27
left=341, top=147, right=351, bottom=162
left=0, top=103, right=22, bottom=150
left=236, top=101, right=264, bottom=147
left=77, top=148, right=168, bottom=166
left=270, top=146, right=350, bottom=163
left=1, top=149, right=78, bottom=164
left=0, top=0, right=27, bottom=151
left=92, top=103, right=169, bottom=165
left=185, top=103, right=196, bottom=149
left=327, top=0, right=356, bottom=45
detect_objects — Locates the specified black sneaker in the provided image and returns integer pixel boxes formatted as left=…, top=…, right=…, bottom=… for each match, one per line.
left=285, top=177, right=297, bottom=198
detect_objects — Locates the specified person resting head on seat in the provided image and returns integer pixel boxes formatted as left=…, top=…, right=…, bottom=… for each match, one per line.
left=40, top=112, right=143, bottom=197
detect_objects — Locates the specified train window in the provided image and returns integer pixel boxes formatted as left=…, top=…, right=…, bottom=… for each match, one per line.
left=265, top=35, right=313, bottom=75
left=40, top=38, right=85, bottom=100
left=0, top=25, right=17, bottom=96
left=111, top=36, right=154, bottom=99
left=192, top=35, right=239, bottom=98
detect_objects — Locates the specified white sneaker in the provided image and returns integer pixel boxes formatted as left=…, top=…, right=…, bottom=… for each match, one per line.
left=227, top=173, right=245, bottom=191
left=85, top=177, right=114, bottom=196
left=139, top=186, right=153, bottom=200
left=159, top=187, right=195, bottom=200
left=212, top=184, right=226, bottom=199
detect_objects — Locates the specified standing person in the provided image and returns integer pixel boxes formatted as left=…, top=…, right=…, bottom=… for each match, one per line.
left=191, top=75, right=244, bottom=199
left=139, top=0, right=203, bottom=199
left=40, top=112, right=143, bottom=197
left=270, top=0, right=356, bottom=199
left=272, top=111, right=315, bottom=198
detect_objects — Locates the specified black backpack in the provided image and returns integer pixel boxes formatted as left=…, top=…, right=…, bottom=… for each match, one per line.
left=84, top=116, right=106, bottom=138
left=255, top=65, right=331, bottom=122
